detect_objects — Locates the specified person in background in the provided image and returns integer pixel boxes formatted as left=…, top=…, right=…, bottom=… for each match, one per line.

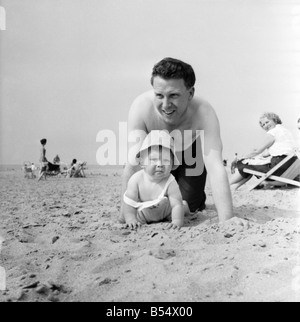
left=31, top=163, right=37, bottom=179
left=67, top=159, right=77, bottom=178
left=67, top=159, right=86, bottom=178
left=231, top=153, right=239, bottom=174
left=53, top=155, right=60, bottom=164
left=38, top=138, right=48, bottom=181
left=295, top=117, right=300, bottom=160
left=230, top=113, right=297, bottom=190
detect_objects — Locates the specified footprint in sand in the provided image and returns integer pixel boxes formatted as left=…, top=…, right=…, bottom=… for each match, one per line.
left=149, top=248, right=176, bottom=260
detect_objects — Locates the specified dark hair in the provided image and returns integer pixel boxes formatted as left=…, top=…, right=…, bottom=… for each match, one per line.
left=40, top=138, right=47, bottom=145
left=151, top=57, right=196, bottom=89
left=72, top=159, right=77, bottom=164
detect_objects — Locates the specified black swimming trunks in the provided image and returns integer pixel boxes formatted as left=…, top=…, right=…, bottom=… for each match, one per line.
left=171, top=136, right=206, bottom=212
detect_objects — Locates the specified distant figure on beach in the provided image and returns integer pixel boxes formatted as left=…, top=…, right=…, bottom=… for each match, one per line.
left=123, top=131, right=189, bottom=230
left=296, top=118, right=300, bottom=157
left=38, top=138, right=48, bottom=181
left=31, top=163, right=37, bottom=179
left=67, top=159, right=86, bottom=178
left=67, top=159, right=77, bottom=177
left=231, top=153, right=239, bottom=174
left=296, top=119, right=300, bottom=179
left=53, top=155, right=60, bottom=164
left=230, top=112, right=298, bottom=190
left=121, top=58, right=233, bottom=226
left=23, top=162, right=36, bottom=179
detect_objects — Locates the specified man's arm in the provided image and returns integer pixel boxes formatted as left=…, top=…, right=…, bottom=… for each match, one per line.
left=202, top=105, right=233, bottom=222
left=120, top=95, right=148, bottom=221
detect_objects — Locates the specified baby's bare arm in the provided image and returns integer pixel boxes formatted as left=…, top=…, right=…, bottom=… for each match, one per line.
left=123, top=174, right=141, bottom=229
left=167, top=181, right=185, bottom=229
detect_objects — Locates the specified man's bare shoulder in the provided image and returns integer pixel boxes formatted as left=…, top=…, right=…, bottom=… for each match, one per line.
left=192, top=96, right=214, bottom=114
left=130, top=91, right=154, bottom=113
left=128, top=91, right=154, bottom=131
left=191, top=96, right=216, bottom=128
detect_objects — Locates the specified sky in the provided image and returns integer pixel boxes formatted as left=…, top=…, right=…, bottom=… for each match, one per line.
left=0, top=0, right=300, bottom=165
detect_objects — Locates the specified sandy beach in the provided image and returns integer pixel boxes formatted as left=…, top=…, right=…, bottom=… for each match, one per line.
left=0, top=166, right=299, bottom=302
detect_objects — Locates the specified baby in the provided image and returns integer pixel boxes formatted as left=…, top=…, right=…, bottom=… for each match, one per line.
left=123, top=130, right=190, bottom=230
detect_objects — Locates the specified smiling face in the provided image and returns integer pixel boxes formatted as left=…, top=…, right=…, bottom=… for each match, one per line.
left=260, top=117, right=277, bottom=132
left=152, top=76, right=194, bottom=126
left=141, top=146, right=173, bottom=180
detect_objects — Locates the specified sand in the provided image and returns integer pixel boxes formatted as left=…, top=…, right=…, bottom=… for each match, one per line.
left=0, top=166, right=299, bottom=302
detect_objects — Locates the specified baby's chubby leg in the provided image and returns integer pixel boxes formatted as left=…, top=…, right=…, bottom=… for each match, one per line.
left=165, top=200, right=190, bottom=222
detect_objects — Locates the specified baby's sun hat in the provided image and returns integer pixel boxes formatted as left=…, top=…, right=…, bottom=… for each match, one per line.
left=136, top=130, right=180, bottom=170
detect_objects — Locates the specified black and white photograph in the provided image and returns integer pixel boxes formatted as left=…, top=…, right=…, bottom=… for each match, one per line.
left=0, top=0, right=299, bottom=303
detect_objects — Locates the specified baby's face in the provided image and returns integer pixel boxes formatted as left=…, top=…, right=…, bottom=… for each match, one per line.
left=142, top=146, right=173, bottom=179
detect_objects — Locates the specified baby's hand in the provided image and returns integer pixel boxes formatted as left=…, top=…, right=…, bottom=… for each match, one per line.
left=165, top=222, right=182, bottom=230
left=125, top=219, right=142, bottom=230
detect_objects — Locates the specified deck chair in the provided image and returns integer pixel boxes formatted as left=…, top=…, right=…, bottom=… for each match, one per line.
left=243, top=154, right=300, bottom=191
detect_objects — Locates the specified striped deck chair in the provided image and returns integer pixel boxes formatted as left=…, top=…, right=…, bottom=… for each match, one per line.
left=243, top=154, right=300, bottom=191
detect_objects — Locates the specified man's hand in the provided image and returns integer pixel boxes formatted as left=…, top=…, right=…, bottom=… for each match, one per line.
left=218, top=216, right=250, bottom=232
left=165, top=222, right=182, bottom=230
left=125, top=219, right=142, bottom=230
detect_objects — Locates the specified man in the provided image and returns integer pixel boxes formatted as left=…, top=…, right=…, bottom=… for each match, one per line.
left=121, top=58, right=233, bottom=228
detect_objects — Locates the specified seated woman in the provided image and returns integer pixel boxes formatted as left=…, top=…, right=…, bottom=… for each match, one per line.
left=67, top=159, right=86, bottom=178
left=77, top=162, right=86, bottom=177
left=230, top=112, right=297, bottom=190
left=66, top=159, right=77, bottom=178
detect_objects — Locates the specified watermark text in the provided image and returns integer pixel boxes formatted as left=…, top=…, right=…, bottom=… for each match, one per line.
left=96, top=123, right=204, bottom=176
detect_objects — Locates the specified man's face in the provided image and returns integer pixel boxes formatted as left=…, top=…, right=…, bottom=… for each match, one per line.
left=152, top=77, right=194, bottom=126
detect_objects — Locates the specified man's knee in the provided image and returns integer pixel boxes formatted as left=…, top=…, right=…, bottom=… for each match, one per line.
left=187, top=197, right=206, bottom=213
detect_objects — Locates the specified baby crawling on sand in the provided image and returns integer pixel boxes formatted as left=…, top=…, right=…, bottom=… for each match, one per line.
left=122, top=131, right=190, bottom=230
